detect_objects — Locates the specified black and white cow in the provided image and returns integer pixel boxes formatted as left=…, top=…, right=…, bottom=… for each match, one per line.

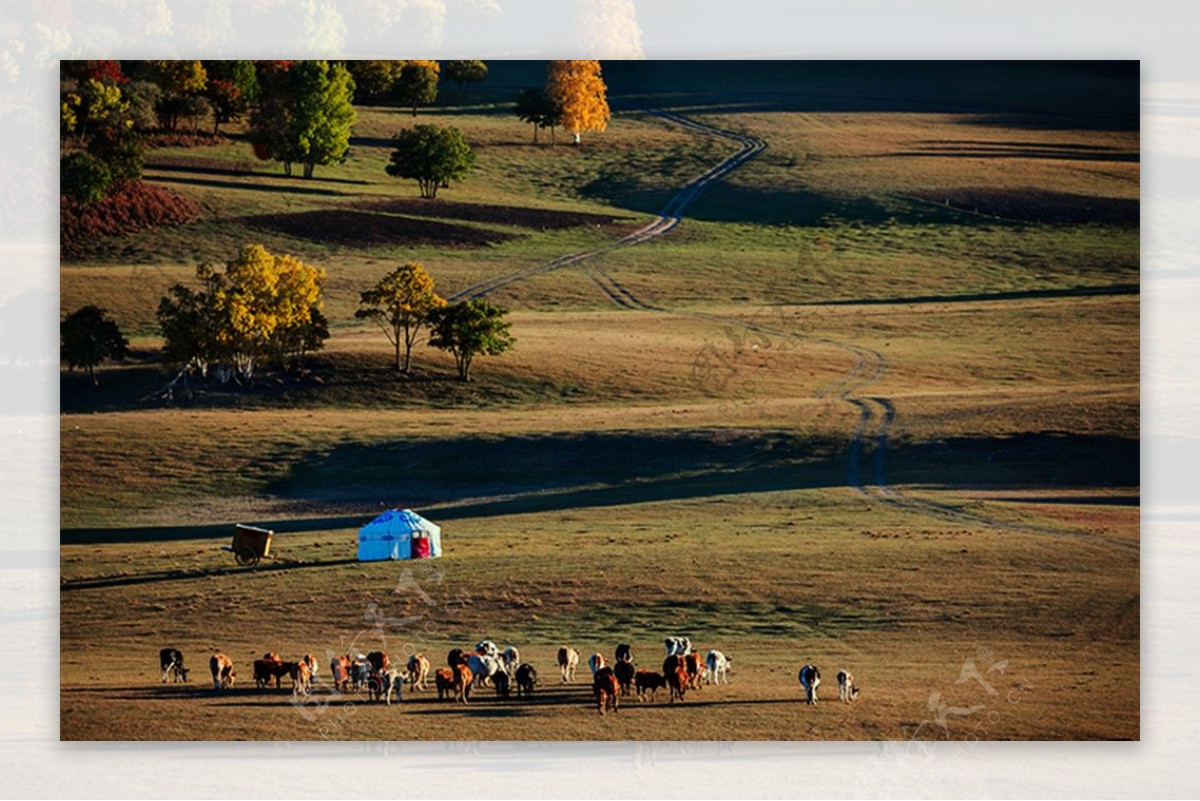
left=705, top=650, right=732, bottom=684
left=159, top=648, right=189, bottom=683
left=475, top=640, right=500, bottom=659
left=837, top=670, right=860, bottom=702
left=664, top=636, right=693, bottom=657
left=501, top=646, right=521, bottom=678
left=467, top=653, right=501, bottom=687
left=798, top=663, right=821, bottom=704
left=615, top=643, right=633, bottom=664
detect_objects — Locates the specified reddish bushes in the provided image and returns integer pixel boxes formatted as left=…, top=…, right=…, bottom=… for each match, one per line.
left=61, top=181, right=201, bottom=258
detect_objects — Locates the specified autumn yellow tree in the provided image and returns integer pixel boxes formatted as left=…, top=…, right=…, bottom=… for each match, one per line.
left=355, top=262, right=447, bottom=372
left=546, top=60, right=610, bottom=145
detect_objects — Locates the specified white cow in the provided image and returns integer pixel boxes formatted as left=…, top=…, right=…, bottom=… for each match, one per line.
left=381, top=668, right=403, bottom=706
left=837, top=670, right=860, bottom=702
left=557, top=646, right=580, bottom=682
left=705, top=650, right=732, bottom=684
left=664, top=636, right=693, bottom=657
left=588, top=652, right=606, bottom=675
left=798, top=663, right=821, bottom=704
left=501, top=646, right=521, bottom=678
left=475, top=640, right=500, bottom=659
left=467, top=653, right=501, bottom=688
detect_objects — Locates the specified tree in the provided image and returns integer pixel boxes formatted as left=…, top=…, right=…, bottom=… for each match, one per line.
left=546, top=60, right=610, bottom=145
left=202, top=60, right=258, bottom=135
left=61, top=152, right=112, bottom=203
left=249, top=60, right=357, bottom=178
left=515, top=87, right=563, bottom=144
left=61, top=305, right=129, bottom=386
left=150, top=60, right=208, bottom=131
left=355, top=262, right=447, bottom=373
left=443, top=60, right=487, bottom=91
left=157, top=245, right=327, bottom=383
left=346, top=60, right=402, bottom=101
left=427, top=300, right=514, bottom=382
left=385, top=124, right=475, bottom=199
left=393, top=60, right=439, bottom=116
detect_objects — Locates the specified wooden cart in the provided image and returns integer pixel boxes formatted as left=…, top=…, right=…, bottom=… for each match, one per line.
left=224, top=524, right=274, bottom=566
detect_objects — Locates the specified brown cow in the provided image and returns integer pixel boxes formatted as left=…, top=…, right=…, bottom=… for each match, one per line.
left=663, top=655, right=688, bottom=703
left=291, top=660, right=312, bottom=696
left=447, top=648, right=468, bottom=669
left=454, top=664, right=473, bottom=704
left=684, top=652, right=707, bottom=690
left=635, top=669, right=667, bottom=702
left=330, top=655, right=352, bottom=692
left=593, top=666, right=619, bottom=715
left=210, top=653, right=235, bottom=690
left=253, top=658, right=288, bottom=689
left=434, top=668, right=456, bottom=701
left=407, top=653, right=431, bottom=691
left=614, top=660, right=635, bottom=697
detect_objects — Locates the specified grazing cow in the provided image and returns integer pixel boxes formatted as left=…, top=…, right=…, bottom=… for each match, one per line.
left=366, top=651, right=389, bottom=674
left=663, top=655, right=689, bottom=703
left=381, top=668, right=403, bottom=705
left=434, top=668, right=455, bottom=701
left=683, top=652, right=707, bottom=689
left=159, top=648, right=188, bottom=683
left=209, top=653, right=235, bottom=690
left=291, top=660, right=312, bottom=697
left=798, top=664, right=821, bottom=705
left=475, top=640, right=500, bottom=659
left=614, top=660, right=635, bottom=697
left=664, top=636, right=693, bottom=657
left=705, top=650, right=732, bottom=685
left=588, top=653, right=606, bottom=676
left=635, top=669, right=667, bottom=702
left=330, top=655, right=352, bottom=692
left=615, top=643, right=633, bottom=664
left=557, top=646, right=580, bottom=682
left=493, top=670, right=511, bottom=699
left=837, top=670, right=860, bottom=703
left=350, top=657, right=372, bottom=692
left=467, top=653, right=501, bottom=688
left=407, top=653, right=431, bottom=691
left=447, top=648, right=468, bottom=669
left=454, top=664, right=473, bottom=703
left=593, top=666, right=619, bottom=715
left=501, top=646, right=521, bottom=678
left=515, top=663, right=538, bottom=698
left=253, top=658, right=288, bottom=690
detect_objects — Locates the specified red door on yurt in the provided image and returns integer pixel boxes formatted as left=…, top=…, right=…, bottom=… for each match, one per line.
left=412, top=534, right=431, bottom=559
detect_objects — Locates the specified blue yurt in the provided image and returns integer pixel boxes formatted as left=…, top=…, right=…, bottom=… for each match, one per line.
left=357, top=509, right=442, bottom=561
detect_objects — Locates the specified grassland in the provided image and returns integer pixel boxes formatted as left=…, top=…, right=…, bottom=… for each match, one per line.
left=59, top=62, right=1139, bottom=741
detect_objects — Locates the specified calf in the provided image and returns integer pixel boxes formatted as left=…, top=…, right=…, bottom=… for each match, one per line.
left=475, top=640, right=500, bottom=659
left=209, top=653, right=235, bottom=690
left=454, top=664, right=473, bottom=704
left=501, top=646, right=521, bottom=678
left=467, top=653, right=501, bottom=688
left=588, top=653, right=606, bottom=676
left=837, top=670, right=860, bottom=703
left=407, top=653, right=431, bottom=691
left=381, top=668, right=403, bottom=705
left=615, top=643, right=633, bottom=664
left=593, top=666, right=619, bottom=715
left=635, top=669, right=667, bottom=702
left=290, top=660, right=312, bottom=697
left=330, top=655, right=352, bottom=692
left=684, top=652, right=707, bottom=690
left=614, top=660, right=635, bottom=697
left=798, top=663, right=821, bottom=705
left=557, top=646, right=579, bottom=682
left=664, top=636, right=693, bottom=657
left=705, top=650, right=732, bottom=685
left=159, top=648, right=188, bottom=683
left=434, top=668, right=456, bottom=701
left=515, top=663, right=538, bottom=698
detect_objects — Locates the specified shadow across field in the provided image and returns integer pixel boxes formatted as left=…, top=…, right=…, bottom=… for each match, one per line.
left=351, top=197, right=634, bottom=230
left=62, top=432, right=1138, bottom=546
left=238, top=210, right=520, bottom=248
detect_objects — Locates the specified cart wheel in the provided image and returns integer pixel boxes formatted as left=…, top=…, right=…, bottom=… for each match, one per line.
left=235, top=547, right=259, bottom=566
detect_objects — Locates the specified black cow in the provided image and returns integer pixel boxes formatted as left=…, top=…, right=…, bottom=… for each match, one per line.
left=516, top=663, right=538, bottom=698
left=159, top=648, right=188, bottom=683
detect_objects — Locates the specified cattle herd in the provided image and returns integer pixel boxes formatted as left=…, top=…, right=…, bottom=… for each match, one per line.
left=157, top=637, right=861, bottom=716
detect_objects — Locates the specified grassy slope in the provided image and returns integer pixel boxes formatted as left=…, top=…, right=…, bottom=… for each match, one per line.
left=59, top=62, right=1139, bottom=740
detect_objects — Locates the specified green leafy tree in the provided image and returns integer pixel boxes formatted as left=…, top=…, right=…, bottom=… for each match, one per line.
left=515, top=87, right=563, bottom=143
left=393, top=60, right=439, bottom=116
left=202, top=61, right=258, bottom=134
left=385, top=124, right=475, bottom=199
left=150, top=60, right=208, bottom=131
left=443, top=60, right=487, bottom=91
left=346, top=60, right=402, bottom=101
left=355, top=262, right=447, bottom=373
left=60, top=305, right=129, bottom=386
left=250, top=60, right=356, bottom=178
left=427, top=299, right=514, bottom=381
left=61, top=152, right=112, bottom=203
